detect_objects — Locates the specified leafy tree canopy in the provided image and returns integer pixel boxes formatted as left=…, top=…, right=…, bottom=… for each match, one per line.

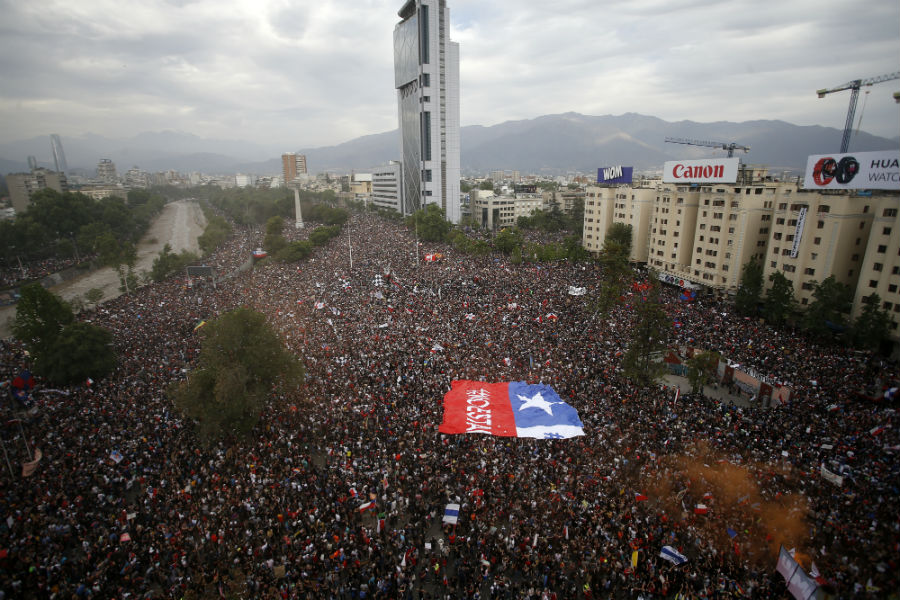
left=405, top=204, right=450, bottom=243
left=764, top=271, right=795, bottom=326
left=850, top=293, right=892, bottom=351
left=12, top=283, right=75, bottom=355
left=170, top=308, right=304, bottom=443
left=735, top=257, right=763, bottom=317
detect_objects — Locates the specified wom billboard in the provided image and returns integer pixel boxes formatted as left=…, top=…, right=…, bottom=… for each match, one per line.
left=597, top=165, right=633, bottom=184
left=663, top=158, right=739, bottom=183
left=804, top=151, right=899, bottom=191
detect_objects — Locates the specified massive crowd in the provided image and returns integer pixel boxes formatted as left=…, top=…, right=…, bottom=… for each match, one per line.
left=1, top=208, right=898, bottom=599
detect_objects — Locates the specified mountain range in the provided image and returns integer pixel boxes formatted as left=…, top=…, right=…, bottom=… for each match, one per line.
left=1, top=112, right=897, bottom=178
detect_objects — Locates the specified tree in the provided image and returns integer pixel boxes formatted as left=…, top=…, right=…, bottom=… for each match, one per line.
left=169, top=308, right=304, bottom=443
left=621, top=281, right=671, bottom=385
left=686, top=350, right=721, bottom=394
left=734, top=258, right=763, bottom=317
left=594, top=223, right=633, bottom=314
left=764, top=271, right=795, bottom=326
left=494, top=228, right=523, bottom=255
left=849, top=293, right=892, bottom=351
left=263, top=232, right=288, bottom=255
left=276, top=240, right=313, bottom=262
left=567, top=196, right=585, bottom=237
left=12, top=283, right=75, bottom=357
left=802, top=275, right=853, bottom=338
left=266, top=215, right=285, bottom=235
left=406, top=204, right=450, bottom=243
left=604, top=223, right=633, bottom=257
left=38, top=322, right=117, bottom=385
left=85, top=288, right=105, bottom=307
left=478, top=180, right=494, bottom=190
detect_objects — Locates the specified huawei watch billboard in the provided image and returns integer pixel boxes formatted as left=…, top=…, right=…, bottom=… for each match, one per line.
left=597, top=165, right=633, bottom=184
left=663, top=158, right=739, bottom=183
left=804, top=151, right=899, bottom=191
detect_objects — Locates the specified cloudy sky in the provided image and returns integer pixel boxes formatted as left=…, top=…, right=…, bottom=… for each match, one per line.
left=1, top=0, right=898, bottom=153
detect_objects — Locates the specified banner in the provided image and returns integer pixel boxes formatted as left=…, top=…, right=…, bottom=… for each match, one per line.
left=597, top=165, right=633, bottom=184
left=820, top=464, right=843, bottom=486
left=776, top=546, right=819, bottom=600
left=804, top=151, right=899, bottom=190
left=22, top=448, right=42, bottom=478
left=439, top=380, right=584, bottom=439
left=660, top=545, right=688, bottom=565
left=789, top=207, right=807, bottom=259
left=663, top=158, right=739, bottom=183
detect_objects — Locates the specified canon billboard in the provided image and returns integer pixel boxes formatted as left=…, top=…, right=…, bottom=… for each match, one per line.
left=596, top=165, right=633, bottom=184
left=662, top=157, right=739, bottom=183
left=803, top=151, right=899, bottom=191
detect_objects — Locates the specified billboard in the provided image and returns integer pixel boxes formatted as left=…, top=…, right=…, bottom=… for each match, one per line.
left=597, top=165, right=633, bottom=184
left=804, top=151, right=899, bottom=191
left=663, top=157, right=739, bottom=183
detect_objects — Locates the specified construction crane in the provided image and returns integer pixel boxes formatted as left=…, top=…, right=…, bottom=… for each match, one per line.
left=817, top=71, right=900, bottom=152
left=664, top=137, right=750, bottom=158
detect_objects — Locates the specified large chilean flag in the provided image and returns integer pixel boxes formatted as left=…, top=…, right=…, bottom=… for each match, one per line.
left=439, top=380, right=584, bottom=439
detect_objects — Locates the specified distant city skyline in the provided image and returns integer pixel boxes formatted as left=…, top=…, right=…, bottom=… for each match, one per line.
left=0, top=0, right=898, bottom=152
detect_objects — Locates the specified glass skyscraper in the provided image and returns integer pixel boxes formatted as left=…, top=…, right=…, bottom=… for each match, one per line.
left=393, top=0, right=460, bottom=223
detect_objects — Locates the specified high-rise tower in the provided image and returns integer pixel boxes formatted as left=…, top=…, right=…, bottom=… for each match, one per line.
left=50, top=134, right=68, bottom=173
left=393, top=0, right=460, bottom=223
left=282, top=153, right=308, bottom=185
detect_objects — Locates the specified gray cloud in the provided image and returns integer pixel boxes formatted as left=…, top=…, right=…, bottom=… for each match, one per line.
left=0, top=0, right=897, bottom=158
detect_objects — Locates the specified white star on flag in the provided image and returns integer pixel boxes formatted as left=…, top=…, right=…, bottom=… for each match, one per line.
left=517, top=392, right=561, bottom=415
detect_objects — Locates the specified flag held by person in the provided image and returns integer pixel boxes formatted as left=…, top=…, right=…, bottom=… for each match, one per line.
left=438, top=380, right=584, bottom=439
left=659, top=545, right=688, bottom=565
left=442, top=503, right=460, bottom=525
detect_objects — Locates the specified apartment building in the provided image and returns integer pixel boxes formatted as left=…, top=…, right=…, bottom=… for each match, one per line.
left=7, top=168, right=70, bottom=213
left=763, top=190, right=874, bottom=306
left=472, top=190, right=544, bottom=230
left=850, top=195, right=900, bottom=340
left=584, top=181, right=656, bottom=263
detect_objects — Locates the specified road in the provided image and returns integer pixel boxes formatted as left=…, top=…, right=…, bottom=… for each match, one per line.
left=0, top=199, right=207, bottom=338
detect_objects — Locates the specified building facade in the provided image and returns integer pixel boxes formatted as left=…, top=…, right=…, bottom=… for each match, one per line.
left=393, top=0, right=460, bottom=222
left=282, top=153, right=308, bottom=185
left=97, top=159, right=117, bottom=183
left=851, top=196, right=900, bottom=341
left=371, top=162, right=405, bottom=213
left=7, top=169, right=70, bottom=213
left=471, top=190, right=544, bottom=230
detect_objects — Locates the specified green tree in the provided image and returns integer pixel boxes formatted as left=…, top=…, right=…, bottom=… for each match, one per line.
left=734, top=257, right=763, bottom=317
left=169, top=308, right=304, bottom=443
left=686, top=350, right=721, bottom=394
left=85, top=287, right=105, bottom=307
left=494, top=228, right=523, bottom=255
left=594, top=223, right=634, bottom=314
left=802, top=275, right=853, bottom=339
left=38, top=322, right=117, bottom=385
left=151, top=243, right=199, bottom=282
left=764, top=271, right=795, bottom=326
left=276, top=240, right=314, bottom=262
left=478, top=180, right=494, bottom=191
left=621, top=281, right=671, bottom=385
left=406, top=204, right=450, bottom=243
left=567, top=196, right=585, bottom=237
left=12, top=283, right=75, bottom=356
left=263, top=232, right=288, bottom=255
left=604, top=223, right=633, bottom=257
left=266, top=215, right=285, bottom=235
left=849, top=293, right=892, bottom=351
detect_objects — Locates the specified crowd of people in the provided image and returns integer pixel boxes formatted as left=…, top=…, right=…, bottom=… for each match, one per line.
left=1, top=206, right=898, bottom=599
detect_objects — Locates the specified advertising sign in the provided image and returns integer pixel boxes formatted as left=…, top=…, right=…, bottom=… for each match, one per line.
left=663, top=158, right=739, bottom=183
left=789, top=206, right=807, bottom=259
left=597, top=165, right=633, bottom=184
left=804, top=151, right=899, bottom=190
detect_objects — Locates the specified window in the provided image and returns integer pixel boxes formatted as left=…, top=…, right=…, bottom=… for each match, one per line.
left=877, top=245, right=887, bottom=253
left=889, top=284, right=898, bottom=294
left=810, top=253, right=817, bottom=260
left=423, top=169, right=432, bottom=182
left=776, top=218, right=785, bottom=225
left=884, top=208, right=898, bottom=217
left=782, top=264, right=796, bottom=273
left=883, top=227, right=892, bottom=236
left=813, top=237, right=821, bottom=245
left=778, top=203, right=787, bottom=210
left=817, top=220, right=824, bottom=229
left=804, top=268, right=815, bottom=275
left=819, top=205, right=830, bottom=213
left=870, top=280, right=878, bottom=288
left=801, top=297, right=808, bottom=305
left=801, top=282, right=814, bottom=291
left=851, top=254, right=859, bottom=261
left=770, top=261, right=777, bottom=268
left=884, top=302, right=893, bottom=311
left=873, top=263, right=883, bottom=272
left=893, top=266, right=900, bottom=275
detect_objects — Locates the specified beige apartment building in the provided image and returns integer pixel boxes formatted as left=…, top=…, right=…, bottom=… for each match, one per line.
left=762, top=189, right=874, bottom=307
left=850, top=195, right=900, bottom=340
left=583, top=165, right=900, bottom=343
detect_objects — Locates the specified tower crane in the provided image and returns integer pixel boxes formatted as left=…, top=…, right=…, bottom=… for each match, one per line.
left=664, top=137, right=750, bottom=158
left=816, top=71, right=900, bottom=152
